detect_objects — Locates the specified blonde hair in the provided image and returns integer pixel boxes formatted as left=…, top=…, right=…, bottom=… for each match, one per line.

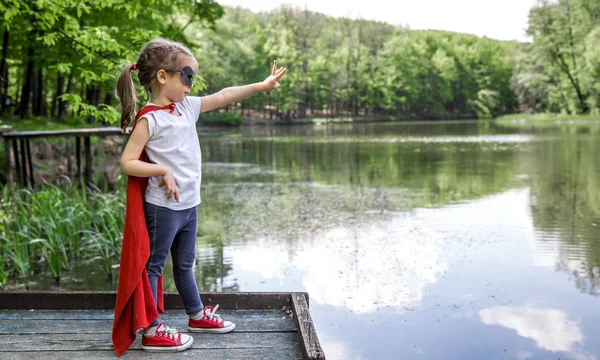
left=116, top=38, right=194, bottom=132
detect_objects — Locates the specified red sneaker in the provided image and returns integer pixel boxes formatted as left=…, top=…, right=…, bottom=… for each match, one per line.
left=141, top=323, right=193, bottom=352
left=188, top=305, right=236, bottom=333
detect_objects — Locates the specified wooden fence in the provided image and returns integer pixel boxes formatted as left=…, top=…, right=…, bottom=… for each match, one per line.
left=1, top=128, right=124, bottom=188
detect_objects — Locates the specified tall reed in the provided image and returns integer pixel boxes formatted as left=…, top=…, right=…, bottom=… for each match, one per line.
left=0, top=182, right=125, bottom=288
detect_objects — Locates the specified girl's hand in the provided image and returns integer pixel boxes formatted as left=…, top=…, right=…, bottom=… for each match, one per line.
left=159, top=170, right=179, bottom=202
left=262, top=60, right=287, bottom=91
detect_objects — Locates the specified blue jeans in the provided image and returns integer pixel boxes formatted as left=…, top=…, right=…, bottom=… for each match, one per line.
left=144, top=201, right=203, bottom=327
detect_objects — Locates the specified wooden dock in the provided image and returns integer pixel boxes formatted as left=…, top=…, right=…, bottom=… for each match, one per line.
left=0, top=291, right=325, bottom=360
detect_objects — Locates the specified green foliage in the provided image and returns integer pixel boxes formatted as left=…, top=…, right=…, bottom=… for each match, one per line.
left=471, top=90, right=504, bottom=119
left=514, top=0, right=600, bottom=114
left=0, top=2, right=524, bottom=125
left=191, top=8, right=519, bottom=120
left=0, top=183, right=126, bottom=288
left=4, top=1, right=600, bottom=126
left=2, top=117, right=97, bottom=131
left=494, top=113, right=600, bottom=132
left=0, top=0, right=223, bottom=124
left=198, top=112, right=244, bottom=126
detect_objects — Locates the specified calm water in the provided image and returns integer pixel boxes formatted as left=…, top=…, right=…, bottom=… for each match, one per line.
left=21, top=121, right=600, bottom=359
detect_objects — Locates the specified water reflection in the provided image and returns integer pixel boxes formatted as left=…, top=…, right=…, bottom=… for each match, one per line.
left=195, top=123, right=600, bottom=358
left=215, top=185, right=532, bottom=310
left=479, top=305, right=583, bottom=353
left=9, top=121, right=600, bottom=359
left=524, top=135, right=600, bottom=295
left=228, top=216, right=449, bottom=314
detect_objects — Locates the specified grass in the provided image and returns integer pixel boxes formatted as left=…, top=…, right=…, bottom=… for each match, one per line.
left=494, top=113, right=600, bottom=132
left=495, top=113, right=600, bottom=123
left=0, top=181, right=126, bottom=288
left=0, top=179, right=219, bottom=289
left=1, top=116, right=104, bottom=132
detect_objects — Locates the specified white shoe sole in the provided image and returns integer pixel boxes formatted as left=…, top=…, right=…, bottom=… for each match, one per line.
left=142, top=335, right=193, bottom=352
left=188, top=322, right=236, bottom=334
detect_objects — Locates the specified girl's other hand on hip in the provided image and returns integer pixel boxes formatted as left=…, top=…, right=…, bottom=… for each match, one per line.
left=159, top=170, right=180, bottom=202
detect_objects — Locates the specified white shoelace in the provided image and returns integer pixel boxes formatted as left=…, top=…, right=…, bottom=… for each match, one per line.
left=205, top=304, right=222, bottom=322
left=160, top=325, right=179, bottom=339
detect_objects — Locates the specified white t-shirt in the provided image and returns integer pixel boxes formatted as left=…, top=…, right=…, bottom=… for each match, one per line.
left=143, top=96, right=202, bottom=210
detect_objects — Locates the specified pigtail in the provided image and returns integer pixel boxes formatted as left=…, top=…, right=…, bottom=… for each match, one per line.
left=115, top=39, right=194, bottom=134
left=116, top=64, right=137, bottom=133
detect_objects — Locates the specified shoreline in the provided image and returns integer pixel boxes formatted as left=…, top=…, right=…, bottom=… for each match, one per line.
left=493, top=113, right=600, bottom=131
left=3, top=113, right=600, bottom=132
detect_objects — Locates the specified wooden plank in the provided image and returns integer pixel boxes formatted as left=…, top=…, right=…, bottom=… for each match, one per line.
left=0, top=309, right=291, bottom=321
left=12, top=138, right=20, bottom=186
left=0, top=332, right=301, bottom=352
left=0, top=348, right=303, bottom=360
left=75, top=137, right=81, bottom=182
left=0, top=292, right=317, bottom=360
left=0, top=316, right=296, bottom=334
left=84, top=136, right=92, bottom=185
left=291, top=293, right=326, bottom=360
left=0, top=291, right=301, bottom=310
left=0, top=127, right=124, bottom=139
left=25, top=139, right=34, bottom=187
left=3, top=137, right=12, bottom=186
left=19, top=139, right=26, bottom=187
left=66, top=136, right=72, bottom=177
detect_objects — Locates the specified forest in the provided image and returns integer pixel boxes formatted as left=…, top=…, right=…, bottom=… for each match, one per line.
left=1, top=0, right=599, bottom=125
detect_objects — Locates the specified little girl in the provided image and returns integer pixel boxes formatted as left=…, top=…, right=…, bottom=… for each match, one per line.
left=111, top=38, right=286, bottom=355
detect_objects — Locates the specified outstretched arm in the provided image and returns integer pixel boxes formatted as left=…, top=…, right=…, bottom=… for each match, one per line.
left=200, top=60, right=287, bottom=113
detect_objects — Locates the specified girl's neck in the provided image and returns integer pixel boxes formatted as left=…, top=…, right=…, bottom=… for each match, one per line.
left=150, top=93, right=172, bottom=106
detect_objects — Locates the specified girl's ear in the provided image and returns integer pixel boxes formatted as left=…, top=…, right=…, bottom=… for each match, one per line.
left=156, top=69, right=168, bottom=85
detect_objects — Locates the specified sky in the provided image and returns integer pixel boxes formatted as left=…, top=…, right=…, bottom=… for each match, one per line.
left=217, top=0, right=539, bottom=42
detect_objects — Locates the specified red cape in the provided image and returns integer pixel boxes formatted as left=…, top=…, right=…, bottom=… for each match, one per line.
left=112, top=104, right=175, bottom=356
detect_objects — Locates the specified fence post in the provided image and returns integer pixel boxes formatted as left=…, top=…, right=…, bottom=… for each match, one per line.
left=3, top=136, right=12, bottom=188
left=75, top=137, right=82, bottom=184
left=26, top=139, right=34, bottom=187
left=84, top=136, right=92, bottom=185
left=12, top=138, right=21, bottom=186
left=66, top=136, right=72, bottom=177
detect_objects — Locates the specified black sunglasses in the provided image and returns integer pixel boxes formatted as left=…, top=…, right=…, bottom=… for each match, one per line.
left=165, top=66, right=196, bottom=87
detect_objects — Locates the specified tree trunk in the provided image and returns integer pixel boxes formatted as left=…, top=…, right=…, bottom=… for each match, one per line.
left=100, top=92, right=114, bottom=124
left=0, top=30, right=9, bottom=113
left=13, top=77, right=21, bottom=113
left=32, top=68, right=43, bottom=116
left=18, top=46, right=35, bottom=119
left=103, top=91, right=113, bottom=106
left=564, top=3, right=588, bottom=113
left=58, top=74, right=73, bottom=119
left=93, top=86, right=101, bottom=107
left=85, top=85, right=101, bottom=123
left=51, top=73, right=64, bottom=118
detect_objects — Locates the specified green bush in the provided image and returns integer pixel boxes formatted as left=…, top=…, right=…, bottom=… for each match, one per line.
left=198, top=112, right=244, bottom=126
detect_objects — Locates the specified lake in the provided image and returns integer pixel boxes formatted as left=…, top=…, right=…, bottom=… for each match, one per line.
left=21, top=120, right=600, bottom=359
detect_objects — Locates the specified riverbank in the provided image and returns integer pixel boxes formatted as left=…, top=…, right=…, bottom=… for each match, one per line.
left=0, top=114, right=466, bottom=132
left=494, top=113, right=600, bottom=131
left=6, top=112, right=600, bottom=135
left=244, top=115, right=398, bottom=126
